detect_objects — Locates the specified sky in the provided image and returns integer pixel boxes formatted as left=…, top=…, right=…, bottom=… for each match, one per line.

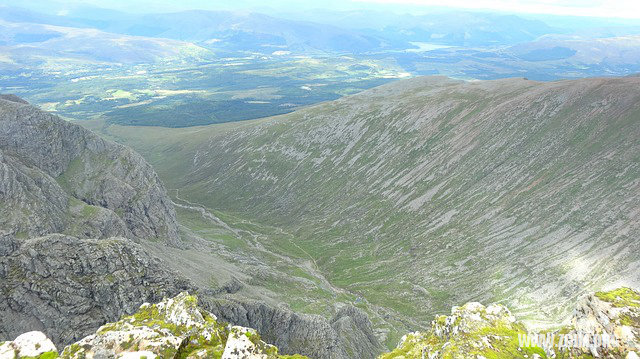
left=357, top=0, right=640, bottom=19
left=4, top=0, right=640, bottom=19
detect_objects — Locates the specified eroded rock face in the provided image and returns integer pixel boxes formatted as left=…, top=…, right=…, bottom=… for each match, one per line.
left=0, top=95, right=179, bottom=244
left=204, top=298, right=383, bottom=359
left=0, top=234, right=193, bottom=348
left=330, top=305, right=382, bottom=359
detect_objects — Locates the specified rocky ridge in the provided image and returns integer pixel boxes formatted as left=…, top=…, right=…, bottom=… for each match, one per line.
left=381, top=287, right=640, bottom=358
left=0, top=232, right=382, bottom=358
left=0, top=94, right=180, bottom=244
left=0, top=292, right=309, bottom=358
left=204, top=297, right=382, bottom=359
left=572, top=288, right=640, bottom=357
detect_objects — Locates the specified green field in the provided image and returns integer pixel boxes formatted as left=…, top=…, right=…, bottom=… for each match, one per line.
left=1, top=55, right=407, bottom=127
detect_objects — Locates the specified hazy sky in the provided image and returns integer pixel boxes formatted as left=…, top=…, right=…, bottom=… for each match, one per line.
left=359, top=0, right=640, bottom=18
left=4, top=0, right=640, bottom=19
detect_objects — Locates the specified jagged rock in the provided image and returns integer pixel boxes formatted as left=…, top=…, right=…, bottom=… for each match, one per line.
left=0, top=95, right=179, bottom=245
left=60, top=292, right=307, bottom=359
left=0, top=331, right=57, bottom=358
left=330, top=305, right=382, bottom=359
left=204, top=297, right=383, bottom=359
left=383, top=288, right=640, bottom=359
left=0, top=233, right=19, bottom=256
left=0, top=234, right=194, bottom=348
left=212, top=277, right=244, bottom=295
left=572, top=287, right=640, bottom=357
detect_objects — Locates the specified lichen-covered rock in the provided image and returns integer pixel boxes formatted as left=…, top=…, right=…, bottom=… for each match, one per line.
left=380, top=302, right=546, bottom=359
left=383, top=288, right=640, bottom=359
left=570, top=287, right=640, bottom=357
left=0, top=95, right=179, bottom=245
left=0, top=331, right=58, bottom=358
left=60, top=292, right=308, bottom=359
left=222, top=326, right=279, bottom=359
left=0, top=234, right=194, bottom=349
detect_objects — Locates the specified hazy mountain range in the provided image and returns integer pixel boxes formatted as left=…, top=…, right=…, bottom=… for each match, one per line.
left=2, top=3, right=640, bottom=64
left=3, top=3, right=640, bottom=129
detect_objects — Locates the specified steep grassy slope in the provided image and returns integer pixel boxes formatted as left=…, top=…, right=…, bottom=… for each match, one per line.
left=92, top=76, right=640, bottom=346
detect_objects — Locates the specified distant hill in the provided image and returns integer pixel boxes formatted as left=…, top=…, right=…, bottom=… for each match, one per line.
left=0, top=20, right=214, bottom=69
left=0, top=5, right=410, bottom=54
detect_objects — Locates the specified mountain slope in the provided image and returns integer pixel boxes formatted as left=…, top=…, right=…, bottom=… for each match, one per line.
left=0, top=94, right=383, bottom=359
left=100, top=76, right=640, bottom=343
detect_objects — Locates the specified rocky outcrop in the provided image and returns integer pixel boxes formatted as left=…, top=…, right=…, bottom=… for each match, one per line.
left=0, top=95, right=179, bottom=245
left=204, top=298, right=383, bottom=359
left=6, top=292, right=308, bottom=359
left=383, top=288, right=640, bottom=359
left=381, top=301, right=533, bottom=358
left=572, top=288, right=640, bottom=357
left=0, top=234, right=194, bottom=348
left=330, top=305, right=382, bottom=359
left=0, top=231, right=380, bottom=359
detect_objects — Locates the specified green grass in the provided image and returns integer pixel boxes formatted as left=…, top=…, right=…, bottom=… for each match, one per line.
left=595, top=288, right=640, bottom=308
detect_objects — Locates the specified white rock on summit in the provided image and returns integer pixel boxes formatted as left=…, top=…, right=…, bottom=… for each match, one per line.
left=222, top=326, right=278, bottom=359
left=120, top=351, right=158, bottom=358
left=0, top=342, right=14, bottom=359
left=0, top=331, right=57, bottom=359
